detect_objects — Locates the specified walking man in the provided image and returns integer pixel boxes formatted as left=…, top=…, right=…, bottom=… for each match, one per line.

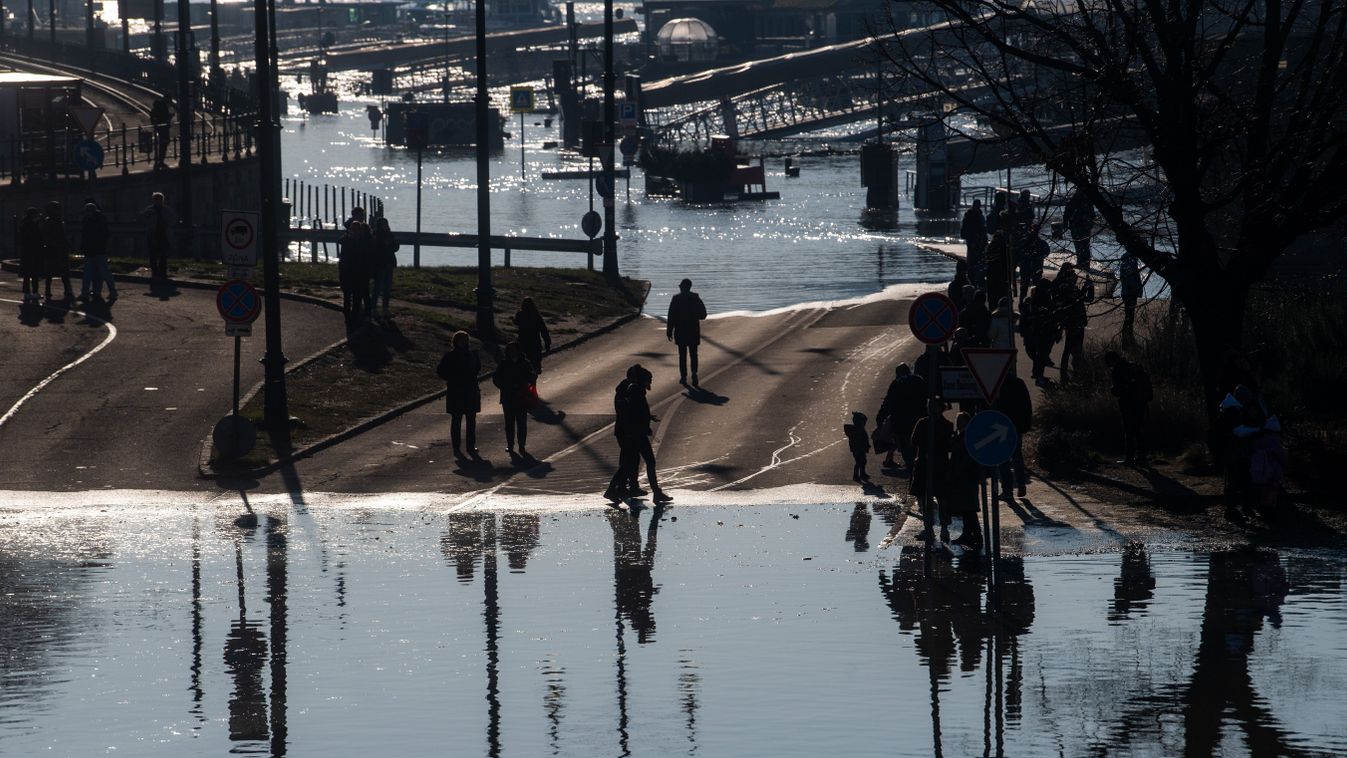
left=140, top=192, right=177, bottom=282
left=960, top=199, right=988, bottom=287
left=606, top=364, right=670, bottom=503
left=79, top=201, right=117, bottom=304
left=1105, top=351, right=1153, bottom=463
left=666, top=278, right=707, bottom=386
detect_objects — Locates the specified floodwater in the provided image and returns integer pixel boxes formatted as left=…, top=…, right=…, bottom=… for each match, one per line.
left=279, top=104, right=956, bottom=313
left=2, top=498, right=1344, bottom=756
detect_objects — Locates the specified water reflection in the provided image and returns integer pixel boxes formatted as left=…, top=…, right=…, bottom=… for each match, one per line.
left=610, top=506, right=662, bottom=645
left=879, top=548, right=1035, bottom=756
left=1110, top=541, right=1156, bottom=621
left=845, top=503, right=872, bottom=552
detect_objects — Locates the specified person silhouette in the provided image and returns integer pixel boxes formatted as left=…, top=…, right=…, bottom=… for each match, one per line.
left=666, top=279, right=708, bottom=386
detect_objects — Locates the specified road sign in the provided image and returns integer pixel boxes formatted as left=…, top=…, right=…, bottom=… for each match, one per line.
left=220, top=210, right=259, bottom=267
left=908, top=292, right=958, bottom=344
left=596, top=173, right=614, bottom=198
left=619, top=134, right=639, bottom=157
left=69, top=105, right=105, bottom=137
left=217, top=279, right=262, bottom=324
left=965, top=409, right=1018, bottom=467
left=510, top=86, right=535, bottom=113
left=939, top=367, right=983, bottom=401
left=962, top=348, right=1016, bottom=403
left=581, top=210, right=602, bottom=239
left=405, top=110, right=428, bottom=149
left=618, top=101, right=638, bottom=126
left=72, top=139, right=104, bottom=171
left=225, top=322, right=253, bottom=337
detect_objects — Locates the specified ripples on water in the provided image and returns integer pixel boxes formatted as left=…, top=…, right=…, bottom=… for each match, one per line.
left=1, top=502, right=1344, bottom=756
left=280, top=106, right=956, bottom=313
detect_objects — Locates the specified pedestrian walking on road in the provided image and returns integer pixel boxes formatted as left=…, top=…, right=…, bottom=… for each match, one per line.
left=947, top=260, right=970, bottom=306
left=513, top=297, right=552, bottom=376
left=1052, top=263, right=1094, bottom=384
left=666, top=278, right=707, bottom=386
left=844, top=411, right=872, bottom=482
left=1105, top=351, right=1152, bottom=463
left=960, top=200, right=988, bottom=287
left=1063, top=189, right=1096, bottom=269
left=987, top=191, right=1007, bottom=237
left=876, top=363, right=926, bottom=470
left=985, top=230, right=1011, bottom=308
left=372, top=216, right=399, bottom=319
left=1021, top=280, right=1057, bottom=384
left=39, top=201, right=72, bottom=303
left=493, top=341, right=537, bottom=459
left=436, top=330, right=482, bottom=459
left=947, top=412, right=984, bottom=549
left=140, top=192, right=176, bottom=282
left=959, top=290, right=991, bottom=343
left=338, top=220, right=374, bottom=329
left=910, top=411, right=954, bottom=542
left=150, top=97, right=173, bottom=170
left=993, top=373, right=1032, bottom=498
left=79, top=201, right=117, bottom=305
left=606, top=364, right=670, bottom=503
left=1018, top=225, right=1048, bottom=300
left=17, top=207, right=44, bottom=303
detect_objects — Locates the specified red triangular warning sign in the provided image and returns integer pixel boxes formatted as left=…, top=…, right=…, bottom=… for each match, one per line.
left=961, top=348, right=1016, bottom=403
left=69, top=106, right=105, bottom=137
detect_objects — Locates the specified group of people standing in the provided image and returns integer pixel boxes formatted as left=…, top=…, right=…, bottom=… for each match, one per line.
left=433, top=280, right=709, bottom=506
left=338, top=206, right=400, bottom=329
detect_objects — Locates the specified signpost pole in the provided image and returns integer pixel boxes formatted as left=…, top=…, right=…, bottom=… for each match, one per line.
left=415, top=142, right=423, bottom=268
left=232, top=334, right=242, bottom=441
left=519, top=111, right=526, bottom=181
left=923, top=344, right=937, bottom=576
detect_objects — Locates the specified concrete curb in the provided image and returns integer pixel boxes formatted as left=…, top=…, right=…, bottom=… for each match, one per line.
left=200, top=279, right=651, bottom=480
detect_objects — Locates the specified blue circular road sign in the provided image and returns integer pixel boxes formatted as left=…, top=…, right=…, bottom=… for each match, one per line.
left=908, top=292, right=958, bottom=344
left=73, top=139, right=104, bottom=171
left=216, top=280, right=262, bottom=324
left=965, top=409, right=1019, bottom=467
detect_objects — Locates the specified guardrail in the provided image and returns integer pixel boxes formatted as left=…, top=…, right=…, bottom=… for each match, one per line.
left=0, top=113, right=256, bottom=184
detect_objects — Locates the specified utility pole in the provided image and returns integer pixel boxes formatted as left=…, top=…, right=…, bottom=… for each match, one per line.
left=85, top=0, right=94, bottom=49
left=473, top=0, right=494, bottom=340
left=209, top=0, right=221, bottom=80
left=153, top=0, right=164, bottom=62
left=254, top=0, right=288, bottom=432
left=176, top=0, right=193, bottom=239
left=601, top=0, right=618, bottom=280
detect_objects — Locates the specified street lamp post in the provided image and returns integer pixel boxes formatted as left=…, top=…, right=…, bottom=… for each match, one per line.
left=254, top=0, right=288, bottom=432
left=473, top=0, right=494, bottom=340
left=601, top=0, right=618, bottom=280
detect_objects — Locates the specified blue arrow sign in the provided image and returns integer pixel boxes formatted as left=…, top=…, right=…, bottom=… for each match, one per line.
left=73, top=139, right=104, bottom=171
left=965, top=409, right=1018, bottom=467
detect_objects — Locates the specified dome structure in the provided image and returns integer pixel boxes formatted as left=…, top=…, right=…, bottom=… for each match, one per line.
left=655, top=17, right=719, bottom=63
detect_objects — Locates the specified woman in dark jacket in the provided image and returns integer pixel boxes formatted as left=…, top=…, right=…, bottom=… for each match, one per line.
left=513, top=297, right=552, bottom=376
left=39, top=201, right=73, bottom=302
left=493, top=341, right=536, bottom=458
left=436, top=330, right=482, bottom=458
left=338, top=221, right=374, bottom=328
left=18, top=207, right=44, bottom=303
left=372, top=217, right=399, bottom=320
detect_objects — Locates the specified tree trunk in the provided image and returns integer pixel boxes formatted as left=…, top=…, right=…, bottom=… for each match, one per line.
left=1179, top=276, right=1251, bottom=450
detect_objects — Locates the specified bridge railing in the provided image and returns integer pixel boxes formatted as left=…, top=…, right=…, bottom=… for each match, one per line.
left=0, top=112, right=256, bottom=184
left=0, top=37, right=256, bottom=115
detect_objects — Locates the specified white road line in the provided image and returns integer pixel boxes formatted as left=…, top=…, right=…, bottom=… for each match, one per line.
left=0, top=299, right=118, bottom=429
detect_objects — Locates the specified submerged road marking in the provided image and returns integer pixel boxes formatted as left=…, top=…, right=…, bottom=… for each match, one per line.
left=0, top=299, right=118, bottom=430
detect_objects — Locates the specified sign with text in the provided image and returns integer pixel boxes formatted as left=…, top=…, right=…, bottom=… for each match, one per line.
left=219, top=210, right=259, bottom=267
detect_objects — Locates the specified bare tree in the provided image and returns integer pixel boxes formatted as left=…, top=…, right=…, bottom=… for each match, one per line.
left=884, top=0, right=1347, bottom=415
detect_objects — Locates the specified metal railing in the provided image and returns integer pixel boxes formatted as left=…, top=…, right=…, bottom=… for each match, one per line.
left=0, top=113, right=256, bottom=184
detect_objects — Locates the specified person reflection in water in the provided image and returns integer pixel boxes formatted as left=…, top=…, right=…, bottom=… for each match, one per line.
left=610, top=507, right=662, bottom=644
left=442, top=513, right=487, bottom=583
left=500, top=514, right=541, bottom=572
left=1110, top=541, right=1156, bottom=621
left=845, top=503, right=872, bottom=552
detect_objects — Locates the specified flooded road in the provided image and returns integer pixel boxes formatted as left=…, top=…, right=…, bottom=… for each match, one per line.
left=2, top=497, right=1343, bottom=756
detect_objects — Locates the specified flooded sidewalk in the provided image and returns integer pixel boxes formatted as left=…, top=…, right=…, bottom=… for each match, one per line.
left=1, top=493, right=1344, bottom=756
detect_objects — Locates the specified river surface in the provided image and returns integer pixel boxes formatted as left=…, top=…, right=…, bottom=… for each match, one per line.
left=279, top=103, right=958, bottom=313
left=1, top=497, right=1343, bottom=757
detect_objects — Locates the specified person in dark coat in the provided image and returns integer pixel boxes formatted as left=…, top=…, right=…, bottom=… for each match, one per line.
left=993, top=374, right=1032, bottom=499
left=1052, top=263, right=1095, bottom=384
left=960, top=200, right=988, bottom=287
left=605, top=367, right=642, bottom=501
left=1018, top=225, right=1049, bottom=301
left=1105, top=351, right=1152, bottom=463
left=140, top=192, right=177, bottom=282
left=436, top=330, right=482, bottom=458
left=876, top=362, right=927, bottom=469
left=666, top=278, right=708, bottom=385
left=959, top=290, right=992, bottom=344
left=986, top=191, right=1007, bottom=237
left=910, top=411, right=954, bottom=542
left=39, top=201, right=72, bottom=302
left=1020, top=281, right=1058, bottom=385
left=607, top=364, right=670, bottom=503
left=513, top=297, right=552, bottom=376
left=843, top=411, right=871, bottom=482
left=947, top=260, right=970, bottom=306
left=1063, top=190, right=1096, bottom=269
left=338, top=220, right=374, bottom=328
left=79, top=201, right=117, bottom=304
left=493, top=341, right=536, bottom=458
left=947, top=412, right=983, bottom=548
left=372, top=216, right=398, bottom=320
left=17, top=207, right=44, bottom=303
left=984, top=230, right=1011, bottom=307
